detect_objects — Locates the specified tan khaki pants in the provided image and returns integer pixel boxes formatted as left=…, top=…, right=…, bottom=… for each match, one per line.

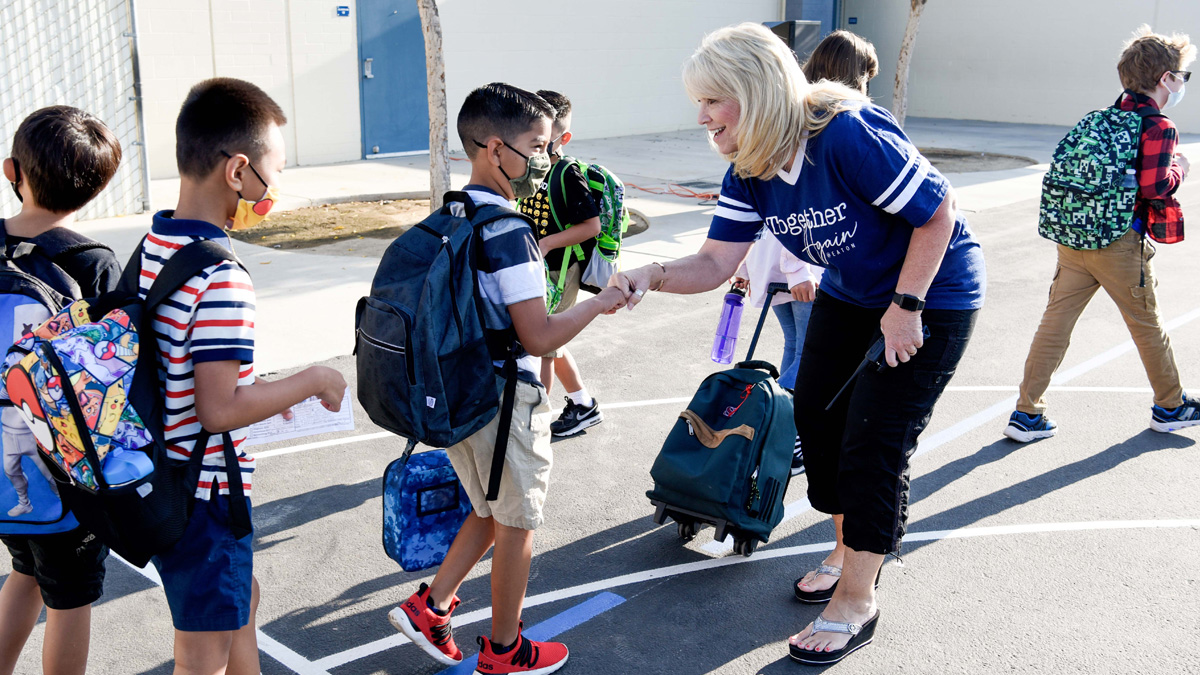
left=1017, top=229, right=1183, bottom=414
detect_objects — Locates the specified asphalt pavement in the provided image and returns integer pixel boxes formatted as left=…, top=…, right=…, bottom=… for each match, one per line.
left=4, top=119, right=1200, bottom=674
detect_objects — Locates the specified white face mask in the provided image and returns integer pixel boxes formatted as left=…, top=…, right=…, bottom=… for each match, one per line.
left=1165, top=82, right=1186, bottom=110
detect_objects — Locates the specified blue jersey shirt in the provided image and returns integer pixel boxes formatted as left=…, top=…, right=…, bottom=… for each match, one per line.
left=707, top=104, right=986, bottom=310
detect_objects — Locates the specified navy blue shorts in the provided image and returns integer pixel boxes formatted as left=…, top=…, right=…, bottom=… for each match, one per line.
left=152, top=492, right=253, bottom=632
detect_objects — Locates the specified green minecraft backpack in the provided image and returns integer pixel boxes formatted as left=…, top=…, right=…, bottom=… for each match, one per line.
left=1038, top=98, right=1162, bottom=250
left=544, top=158, right=629, bottom=301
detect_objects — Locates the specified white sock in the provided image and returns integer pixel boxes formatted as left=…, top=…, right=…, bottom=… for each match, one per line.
left=567, top=388, right=593, bottom=408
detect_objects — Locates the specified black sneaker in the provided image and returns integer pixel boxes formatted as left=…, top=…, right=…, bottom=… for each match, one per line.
left=790, top=435, right=805, bottom=476
left=551, top=397, right=603, bottom=437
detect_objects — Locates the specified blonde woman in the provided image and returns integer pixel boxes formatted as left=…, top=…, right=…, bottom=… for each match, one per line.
left=610, top=23, right=985, bottom=665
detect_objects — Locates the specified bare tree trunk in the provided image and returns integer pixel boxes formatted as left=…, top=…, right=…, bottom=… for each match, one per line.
left=892, top=0, right=928, bottom=128
left=417, top=0, right=449, bottom=212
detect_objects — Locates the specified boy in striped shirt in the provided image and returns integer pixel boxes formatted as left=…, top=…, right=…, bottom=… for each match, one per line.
left=147, top=78, right=346, bottom=674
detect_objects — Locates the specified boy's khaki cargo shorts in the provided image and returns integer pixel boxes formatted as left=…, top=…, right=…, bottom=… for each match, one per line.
left=445, top=380, right=552, bottom=530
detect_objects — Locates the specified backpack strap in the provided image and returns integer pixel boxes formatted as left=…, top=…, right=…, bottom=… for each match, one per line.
left=192, top=430, right=252, bottom=539
left=121, top=238, right=243, bottom=310
left=465, top=201, right=536, bottom=501
left=0, top=220, right=87, bottom=301
left=25, top=226, right=114, bottom=260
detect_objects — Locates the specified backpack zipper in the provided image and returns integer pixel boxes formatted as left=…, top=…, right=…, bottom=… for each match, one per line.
left=743, top=379, right=774, bottom=515
left=439, top=236, right=465, bottom=340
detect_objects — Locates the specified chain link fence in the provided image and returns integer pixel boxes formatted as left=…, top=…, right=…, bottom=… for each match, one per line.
left=0, top=0, right=150, bottom=221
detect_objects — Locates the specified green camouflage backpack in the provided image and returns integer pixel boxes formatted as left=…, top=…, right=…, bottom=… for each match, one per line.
left=542, top=158, right=629, bottom=304
left=1038, top=98, right=1162, bottom=250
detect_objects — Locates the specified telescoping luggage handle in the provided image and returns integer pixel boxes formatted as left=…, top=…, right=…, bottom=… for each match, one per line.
left=734, top=282, right=790, bottom=377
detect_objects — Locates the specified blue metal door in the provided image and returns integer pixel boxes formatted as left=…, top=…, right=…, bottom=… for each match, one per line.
left=357, top=0, right=429, bottom=157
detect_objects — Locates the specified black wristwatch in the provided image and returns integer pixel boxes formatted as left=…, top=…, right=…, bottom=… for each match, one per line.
left=892, top=293, right=925, bottom=311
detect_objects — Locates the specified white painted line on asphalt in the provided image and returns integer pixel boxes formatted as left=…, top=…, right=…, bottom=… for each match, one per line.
left=946, top=385, right=1152, bottom=392
left=244, top=387, right=1168, bottom=463
left=249, top=431, right=393, bottom=459
left=114, top=554, right=331, bottom=675
left=702, top=303, right=1200, bottom=555
left=313, top=518, right=1200, bottom=670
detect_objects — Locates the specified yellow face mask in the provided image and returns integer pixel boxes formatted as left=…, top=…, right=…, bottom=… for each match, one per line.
left=221, top=150, right=278, bottom=230
left=229, top=183, right=279, bottom=231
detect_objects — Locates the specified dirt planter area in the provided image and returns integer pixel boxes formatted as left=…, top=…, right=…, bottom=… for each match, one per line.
left=230, top=198, right=651, bottom=258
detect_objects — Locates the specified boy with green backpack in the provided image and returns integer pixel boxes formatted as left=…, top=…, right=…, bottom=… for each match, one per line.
left=1005, top=25, right=1197, bottom=442
left=518, top=90, right=628, bottom=437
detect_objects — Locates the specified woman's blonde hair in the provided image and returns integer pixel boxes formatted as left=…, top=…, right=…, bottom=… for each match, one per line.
left=683, top=22, right=867, bottom=180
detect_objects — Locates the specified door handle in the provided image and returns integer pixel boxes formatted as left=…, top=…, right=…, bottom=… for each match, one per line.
left=363, top=57, right=374, bottom=79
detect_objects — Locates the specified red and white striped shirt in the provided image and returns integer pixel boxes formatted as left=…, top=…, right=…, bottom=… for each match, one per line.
left=140, top=212, right=256, bottom=500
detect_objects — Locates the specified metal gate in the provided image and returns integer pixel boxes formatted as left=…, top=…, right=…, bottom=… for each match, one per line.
left=0, top=0, right=151, bottom=220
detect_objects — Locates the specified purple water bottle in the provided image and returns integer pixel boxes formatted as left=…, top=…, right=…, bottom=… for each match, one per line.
left=711, top=284, right=746, bottom=364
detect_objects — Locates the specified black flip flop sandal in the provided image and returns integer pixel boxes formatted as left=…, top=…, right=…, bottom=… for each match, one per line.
left=793, top=564, right=881, bottom=603
left=788, top=609, right=880, bottom=666
left=794, top=564, right=841, bottom=603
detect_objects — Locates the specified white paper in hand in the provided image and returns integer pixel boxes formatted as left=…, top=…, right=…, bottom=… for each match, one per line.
left=244, top=390, right=354, bottom=446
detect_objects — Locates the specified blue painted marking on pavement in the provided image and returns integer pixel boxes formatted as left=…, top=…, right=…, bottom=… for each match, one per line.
left=437, top=592, right=626, bottom=674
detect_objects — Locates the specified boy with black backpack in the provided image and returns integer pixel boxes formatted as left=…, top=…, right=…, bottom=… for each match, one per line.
left=390, top=83, right=627, bottom=675
left=1005, top=25, right=1197, bottom=442
left=518, top=90, right=625, bottom=437
left=0, top=106, right=122, bottom=675
left=139, top=78, right=346, bottom=673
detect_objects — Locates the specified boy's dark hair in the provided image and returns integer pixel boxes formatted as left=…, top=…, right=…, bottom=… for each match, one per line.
left=536, top=90, right=571, bottom=124
left=176, top=77, right=287, bottom=179
left=802, top=30, right=879, bottom=94
left=10, top=106, right=122, bottom=214
left=457, top=83, right=555, bottom=159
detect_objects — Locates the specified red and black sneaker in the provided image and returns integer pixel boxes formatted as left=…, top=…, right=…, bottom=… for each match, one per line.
left=388, top=582, right=463, bottom=665
left=474, top=622, right=568, bottom=674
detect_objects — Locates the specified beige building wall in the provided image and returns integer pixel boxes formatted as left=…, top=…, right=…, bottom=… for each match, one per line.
left=138, top=0, right=781, bottom=177
left=138, top=0, right=362, bottom=179
left=437, top=0, right=780, bottom=151
left=843, top=0, right=1200, bottom=133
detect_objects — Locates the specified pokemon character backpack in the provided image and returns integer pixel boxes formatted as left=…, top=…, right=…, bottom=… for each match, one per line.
left=0, top=239, right=249, bottom=566
left=0, top=221, right=111, bottom=535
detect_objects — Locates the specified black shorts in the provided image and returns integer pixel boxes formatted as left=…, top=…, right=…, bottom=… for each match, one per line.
left=795, top=291, right=978, bottom=555
left=2, top=528, right=108, bottom=610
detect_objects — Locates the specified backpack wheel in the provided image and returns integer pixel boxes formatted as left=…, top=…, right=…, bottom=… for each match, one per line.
left=677, top=520, right=698, bottom=541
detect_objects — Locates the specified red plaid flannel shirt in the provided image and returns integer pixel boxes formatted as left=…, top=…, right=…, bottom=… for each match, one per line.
left=1119, top=90, right=1185, bottom=242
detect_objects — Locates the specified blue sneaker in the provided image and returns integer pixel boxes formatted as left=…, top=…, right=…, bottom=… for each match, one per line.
left=1003, top=411, right=1057, bottom=442
left=1150, top=395, right=1200, bottom=433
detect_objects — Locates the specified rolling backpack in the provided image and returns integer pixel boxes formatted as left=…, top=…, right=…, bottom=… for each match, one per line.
left=647, top=283, right=796, bottom=556
left=541, top=157, right=630, bottom=304
left=0, top=239, right=251, bottom=566
left=1038, top=94, right=1163, bottom=250
left=0, top=222, right=111, bottom=535
left=356, top=191, right=532, bottom=504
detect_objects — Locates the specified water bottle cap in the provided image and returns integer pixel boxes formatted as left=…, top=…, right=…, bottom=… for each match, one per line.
left=727, top=284, right=746, bottom=298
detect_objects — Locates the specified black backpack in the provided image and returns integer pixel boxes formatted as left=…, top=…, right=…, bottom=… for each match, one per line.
left=356, top=192, right=533, bottom=501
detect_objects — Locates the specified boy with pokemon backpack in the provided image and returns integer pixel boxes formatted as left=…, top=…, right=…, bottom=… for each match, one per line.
left=0, top=106, right=122, bottom=675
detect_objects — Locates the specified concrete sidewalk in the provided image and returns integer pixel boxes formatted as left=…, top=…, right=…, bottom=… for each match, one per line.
left=70, top=116, right=1199, bottom=374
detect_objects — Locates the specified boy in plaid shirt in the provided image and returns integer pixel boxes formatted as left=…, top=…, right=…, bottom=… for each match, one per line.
left=1005, top=25, right=1198, bottom=443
